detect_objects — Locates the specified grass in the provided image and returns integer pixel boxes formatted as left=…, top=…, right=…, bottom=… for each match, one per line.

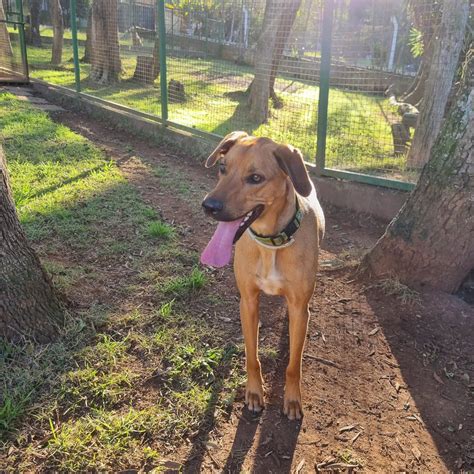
left=147, top=220, right=174, bottom=239
left=0, top=92, right=242, bottom=470
left=22, top=35, right=416, bottom=181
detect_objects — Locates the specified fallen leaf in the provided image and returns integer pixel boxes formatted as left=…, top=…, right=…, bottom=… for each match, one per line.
left=433, top=372, right=444, bottom=385
left=296, top=458, right=305, bottom=473
left=412, top=447, right=422, bottom=462
left=368, top=327, right=380, bottom=336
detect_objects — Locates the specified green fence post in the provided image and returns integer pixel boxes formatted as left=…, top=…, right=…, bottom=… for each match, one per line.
left=157, top=0, right=168, bottom=123
left=15, top=0, right=29, bottom=81
left=315, top=0, right=334, bottom=172
left=70, top=0, right=81, bottom=93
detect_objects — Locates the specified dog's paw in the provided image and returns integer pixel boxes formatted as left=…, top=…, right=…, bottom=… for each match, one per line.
left=283, top=384, right=303, bottom=420
left=283, top=398, right=303, bottom=420
left=245, top=382, right=264, bottom=413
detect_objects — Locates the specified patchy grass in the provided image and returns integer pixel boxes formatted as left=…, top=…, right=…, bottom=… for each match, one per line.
left=377, top=278, right=422, bottom=306
left=147, top=220, right=174, bottom=239
left=0, top=92, right=242, bottom=470
left=162, top=267, right=207, bottom=297
left=23, top=39, right=415, bottom=180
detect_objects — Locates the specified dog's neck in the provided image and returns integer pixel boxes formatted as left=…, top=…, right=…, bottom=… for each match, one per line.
left=251, top=179, right=296, bottom=237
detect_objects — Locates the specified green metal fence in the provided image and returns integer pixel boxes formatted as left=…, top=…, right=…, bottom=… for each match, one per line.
left=11, top=0, right=442, bottom=190
left=0, top=0, right=28, bottom=83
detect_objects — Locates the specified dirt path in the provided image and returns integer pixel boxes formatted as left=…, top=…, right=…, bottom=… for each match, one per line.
left=48, top=105, right=474, bottom=473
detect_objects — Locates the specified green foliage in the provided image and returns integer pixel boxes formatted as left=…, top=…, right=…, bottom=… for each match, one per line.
left=409, top=27, right=424, bottom=58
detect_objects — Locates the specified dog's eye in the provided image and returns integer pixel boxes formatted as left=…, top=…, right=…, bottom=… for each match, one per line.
left=247, top=174, right=264, bottom=184
left=219, top=163, right=226, bottom=174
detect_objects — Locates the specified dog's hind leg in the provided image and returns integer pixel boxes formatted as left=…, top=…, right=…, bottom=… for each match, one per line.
left=240, top=289, right=265, bottom=413
left=283, top=297, right=310, bottom=420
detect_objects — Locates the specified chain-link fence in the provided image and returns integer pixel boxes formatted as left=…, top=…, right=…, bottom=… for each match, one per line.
left=11, top=0, right=443, bottom=189
left=0, top=0, right=28, bottom=82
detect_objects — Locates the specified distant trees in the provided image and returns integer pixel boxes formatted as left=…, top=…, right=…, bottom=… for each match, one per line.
left=26, top=0, right=42, bottom=46
left=50, top=0, right=64, bottom=65
left=89, top=0, right=121, bottom=84
left=248, top=0, right=302, bottom=123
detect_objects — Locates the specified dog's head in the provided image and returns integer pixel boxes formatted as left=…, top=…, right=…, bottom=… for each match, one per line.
left=201, top=131, right=312, bottom=241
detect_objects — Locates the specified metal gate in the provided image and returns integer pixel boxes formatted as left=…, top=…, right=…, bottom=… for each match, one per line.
left=0, top=0, right=28, bottom=83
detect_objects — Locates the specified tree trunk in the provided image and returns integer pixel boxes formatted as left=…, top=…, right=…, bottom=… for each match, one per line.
left=82, top=8, right=93, bottom=63
left=89, top=0, right=121, bottom=85
left=27, top=0, right=42, bottom=46
left=133, top=37, right=160, bottom=85
left=268, top=0, right=302, bottom=106
left=0, top=0, right=14, bottom=70
left=50, top=0, right=63, bottom=65
left=0, top=145, right=63, bottom=343
left=363, top=59, right=473, bottom=293
left=406, top=0, right=469, bottom=169
left=248, top=0, right=301, bottom=123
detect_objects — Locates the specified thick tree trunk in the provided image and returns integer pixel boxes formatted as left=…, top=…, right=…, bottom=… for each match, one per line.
left=0, top=146, right=63, bottom=343
left=89, top=0, right=121, bottom=85
left=27, top=0, right=42, bottom=46
left=0, top=1, right=14, bottom=69
left=50, top=0, right=63, bottom=65
left=82, top=8, right=92, bottom=63
left=407, top=0, right=469, bottom=168
left=363, top=62, right=473, bottom=293
left=248, top=0, right=301, bottom=123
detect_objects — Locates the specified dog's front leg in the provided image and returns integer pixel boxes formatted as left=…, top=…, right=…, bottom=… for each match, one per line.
left=240, top=290, right=264, bottom=412
left=284, top=297, right=310, bottom=420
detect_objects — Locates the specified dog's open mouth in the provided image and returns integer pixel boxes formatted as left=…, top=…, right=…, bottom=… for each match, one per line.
left=201, top=205, right=264, bottom=268
left=233, top=204, right=264, bottom=243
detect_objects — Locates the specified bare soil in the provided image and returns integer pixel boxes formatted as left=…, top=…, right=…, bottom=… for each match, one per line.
left=53, top=108, right=474, bottom=473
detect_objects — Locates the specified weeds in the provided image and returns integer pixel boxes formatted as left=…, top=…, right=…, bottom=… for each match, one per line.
left=377, top=278, right=422, bottom=305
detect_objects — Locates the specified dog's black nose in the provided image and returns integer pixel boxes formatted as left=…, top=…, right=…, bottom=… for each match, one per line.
left=202, top=197, right=223, bottom=214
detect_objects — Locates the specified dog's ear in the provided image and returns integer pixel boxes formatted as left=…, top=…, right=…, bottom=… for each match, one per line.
left=205, top=131, right=248, bottom=168
left=273, top=144, right=312, bottom=197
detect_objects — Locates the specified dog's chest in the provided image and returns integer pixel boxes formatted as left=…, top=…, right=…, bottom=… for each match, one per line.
left=256, top=252, right=285, bottom=296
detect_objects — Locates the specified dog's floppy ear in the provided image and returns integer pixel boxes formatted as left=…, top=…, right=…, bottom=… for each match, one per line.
left=273, top=144, right=312, bottom=197
left=205, top=131, right=248, bottom=168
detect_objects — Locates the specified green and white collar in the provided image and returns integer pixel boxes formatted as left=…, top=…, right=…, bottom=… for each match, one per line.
left=248, top=198, right=303, bottom=249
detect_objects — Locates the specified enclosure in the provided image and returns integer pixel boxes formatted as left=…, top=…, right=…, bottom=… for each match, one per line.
left=3, top=0, right=441, bottom=190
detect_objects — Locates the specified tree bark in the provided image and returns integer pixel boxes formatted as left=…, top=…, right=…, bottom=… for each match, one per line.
left=89, top=0, right=121, bottom=85
left=407, top=0, right=469, bottom=168
left=0, top=145, right=63, bottom=343
left=50, top=0, right=63, bottom=65
left=133, top=36, right=160, bottom=85
left=248, top=0, right=301, bottom=123
left=0, top=0, right=14, bottom=70
left=82, top=8, right=93, bottom=63
left=363, top=58, right=473, bottom=293
left=27, top=0, right=42, bottom=46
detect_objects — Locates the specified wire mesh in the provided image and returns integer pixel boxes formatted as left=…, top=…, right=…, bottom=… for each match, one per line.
left=325, top=0, right=441, bottom=182
left=0, top=0, right=27, bottom=81
left=16, top=0, right=441, bottom=186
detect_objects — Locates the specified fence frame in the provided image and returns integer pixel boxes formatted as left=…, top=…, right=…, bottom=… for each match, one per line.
left=0, top=0, right=28, bottom=83
left=34, top=0, right=416, bottom=192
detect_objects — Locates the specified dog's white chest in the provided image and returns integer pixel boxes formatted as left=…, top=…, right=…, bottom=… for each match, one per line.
left=256, top=252, right=284, bottom=296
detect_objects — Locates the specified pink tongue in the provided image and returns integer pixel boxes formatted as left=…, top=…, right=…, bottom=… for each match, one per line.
left=201, top=219, right=243, bottom=268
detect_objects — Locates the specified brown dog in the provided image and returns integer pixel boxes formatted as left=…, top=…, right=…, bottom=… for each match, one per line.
left=201, top=131, right=324, bottom=420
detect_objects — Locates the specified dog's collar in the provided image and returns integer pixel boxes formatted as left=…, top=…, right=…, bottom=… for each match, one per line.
left=248, top=198, right=303, bottom=249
